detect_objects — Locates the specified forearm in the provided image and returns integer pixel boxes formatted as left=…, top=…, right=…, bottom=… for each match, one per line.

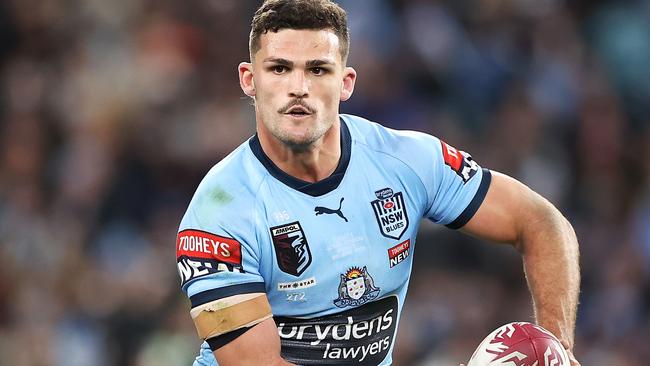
left=518, top=205, right=580, bottom=349
left=460, top=172, right=580, bottom=349
left=461, top=172, right=581, bottom=364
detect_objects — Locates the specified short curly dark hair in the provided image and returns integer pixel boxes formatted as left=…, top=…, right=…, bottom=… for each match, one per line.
left=249, top=0, right=349, bottom=62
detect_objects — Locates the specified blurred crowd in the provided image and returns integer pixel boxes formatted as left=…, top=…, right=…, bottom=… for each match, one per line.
left=1, top=0, right=649, bottom=365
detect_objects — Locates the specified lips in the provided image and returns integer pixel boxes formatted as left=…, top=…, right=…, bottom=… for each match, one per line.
left=280, top=100, right=315, bottom=116
left=285, top=105, right=311, bottom=116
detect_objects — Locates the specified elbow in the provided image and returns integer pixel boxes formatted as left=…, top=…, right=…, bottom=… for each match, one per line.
left=516, top=197, right=575, bottom=254
left=562, top=215, right=577, bottom=237
left=562, top=216, right=580, bottom=253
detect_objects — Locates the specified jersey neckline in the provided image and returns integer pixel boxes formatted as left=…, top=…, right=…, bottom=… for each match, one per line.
left=248, top=118, right=352, bottom=197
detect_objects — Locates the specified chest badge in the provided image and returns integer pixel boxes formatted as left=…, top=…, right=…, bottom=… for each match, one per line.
left=270, top=221, right=313, bottom=277
left=333, top=266, right=380, bottom=308
left=371, top=188, right=409, bottom=240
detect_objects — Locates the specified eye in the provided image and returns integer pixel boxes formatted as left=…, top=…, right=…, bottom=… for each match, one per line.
left=311, top=67, right=326, bottom=76
left=271, top=65, right=288, bottom=74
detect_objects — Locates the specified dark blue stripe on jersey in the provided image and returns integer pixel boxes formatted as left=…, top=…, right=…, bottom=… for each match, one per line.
left=446, top=169, right=492, bottom=230
left=190, top=282, right=266, bottom=308
left=249, top=118, right=351, bottom=197
left=207, top=325, right=253, bottom=350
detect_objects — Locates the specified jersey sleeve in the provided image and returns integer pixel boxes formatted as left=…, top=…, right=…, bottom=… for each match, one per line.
left=176, top=206, right=265, bottom=296
left=176, top=184, right=272, bottom=350
left=401, top=132, right=491, bottom=229
left=426, top=138, right=491, bottom=228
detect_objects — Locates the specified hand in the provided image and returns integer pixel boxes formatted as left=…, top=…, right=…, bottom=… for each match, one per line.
left=561, top=340, right=581, bottom=366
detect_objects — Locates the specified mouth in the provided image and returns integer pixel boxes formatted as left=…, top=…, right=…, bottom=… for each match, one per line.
left=284, top=106, right=312, bottom=117
left=280, top=100, right=316, bottom=119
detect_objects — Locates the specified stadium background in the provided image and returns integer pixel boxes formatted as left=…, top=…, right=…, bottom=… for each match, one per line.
left=1, top=0, right=649, bottom=364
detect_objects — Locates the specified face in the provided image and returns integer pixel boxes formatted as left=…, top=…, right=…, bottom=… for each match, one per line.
left=239, top=29, right=356, bottom=149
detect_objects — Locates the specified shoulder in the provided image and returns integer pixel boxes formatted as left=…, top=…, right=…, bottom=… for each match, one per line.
left=180, top=139, right=268, bottom=232
left=342, top=114, right=444, bottom=166
left=197, top=140, right=266, bottom=204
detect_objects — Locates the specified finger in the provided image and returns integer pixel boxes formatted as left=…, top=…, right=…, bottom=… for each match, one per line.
left=558, top=339, right=580, bottom=365
left=560, top=340, right=572, bottom=350
left=563, top=347, right=580, bottom=365
left=565, top=351, right=578, bottom=364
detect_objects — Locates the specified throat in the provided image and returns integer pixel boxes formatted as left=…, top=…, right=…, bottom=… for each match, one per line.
left=258, top=120, right=342, bottom=183
left=249, top=118, right=351, bottom=197
left=278, top=152, right=340, bottom=183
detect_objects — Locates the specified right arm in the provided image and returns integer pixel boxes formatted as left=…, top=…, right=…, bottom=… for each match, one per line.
left=177, top=169, right=294, bottom=365
left=213, top=318, right=295, bottom=366
left=177, top=204, right=293, bottom=364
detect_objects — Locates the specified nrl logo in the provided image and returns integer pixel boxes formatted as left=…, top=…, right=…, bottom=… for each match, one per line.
left=270, top=221, right=313, bottom=277
left=371, top=188, right=409, bottom=240
left=333, top=266, right=380, bottom=308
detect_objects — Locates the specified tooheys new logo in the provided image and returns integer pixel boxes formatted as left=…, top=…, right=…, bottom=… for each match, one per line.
left=274, top=296, right=398, bottom=365
left=175, top=229, right=243, bottom=287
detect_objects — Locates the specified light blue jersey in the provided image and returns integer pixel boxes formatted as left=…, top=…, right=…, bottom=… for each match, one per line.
left=176, top=114, right=491, bottom=365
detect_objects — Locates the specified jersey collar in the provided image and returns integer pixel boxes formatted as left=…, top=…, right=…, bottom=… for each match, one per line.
left=249, top=118, right=351, bottom=197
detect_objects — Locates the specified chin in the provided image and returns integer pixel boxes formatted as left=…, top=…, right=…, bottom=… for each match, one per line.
left=283, top=134, right=318, bottom=149
left=272, top=128, right=319, bottom=149
left=264, top=116, right=330, bottom=148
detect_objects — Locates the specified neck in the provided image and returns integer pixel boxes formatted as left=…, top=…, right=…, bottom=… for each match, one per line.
left=257, top=120, right=341, bottom=183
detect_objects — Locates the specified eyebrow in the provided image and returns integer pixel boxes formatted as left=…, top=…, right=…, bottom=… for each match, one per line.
left=263, top=57, right=336, bottom=68
left=306, top=59, right=335, bottom=68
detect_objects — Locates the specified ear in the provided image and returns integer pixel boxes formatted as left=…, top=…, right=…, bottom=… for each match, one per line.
left=239, top=62, right=255, bottom=97
left=340, top=66, right=357, bottom=101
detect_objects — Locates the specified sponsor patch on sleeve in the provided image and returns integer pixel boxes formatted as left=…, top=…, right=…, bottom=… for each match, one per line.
left=176, top=229, right=243, bottom=286
left=440, top=140, right=479, bottom=183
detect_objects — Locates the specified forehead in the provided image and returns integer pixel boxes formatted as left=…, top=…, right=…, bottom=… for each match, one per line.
left=256, top=29, right=342, bottom=64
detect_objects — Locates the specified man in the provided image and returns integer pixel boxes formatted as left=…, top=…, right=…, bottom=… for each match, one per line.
left=175, top=0, right=581, bottom=365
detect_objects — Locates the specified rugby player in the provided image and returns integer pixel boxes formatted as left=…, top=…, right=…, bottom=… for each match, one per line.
left=175, top=1, right=581, bottom=365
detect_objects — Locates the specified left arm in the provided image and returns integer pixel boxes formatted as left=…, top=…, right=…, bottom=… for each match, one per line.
left=461, top=171, right=580, bottom=363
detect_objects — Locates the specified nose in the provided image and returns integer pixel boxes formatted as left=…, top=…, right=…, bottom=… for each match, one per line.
left=288, top=70, right=309, bottom=98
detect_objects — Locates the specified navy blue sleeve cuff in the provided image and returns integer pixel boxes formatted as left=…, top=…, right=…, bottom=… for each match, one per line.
left=190, top=282, right=266, bottom=308
left=207, top=325, right=254, bottom=351
left=446, top=169, right=492, bottom=230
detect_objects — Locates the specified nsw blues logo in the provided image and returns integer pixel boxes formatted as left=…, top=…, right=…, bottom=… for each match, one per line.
left=270, top=221, right=312, bottom=277
left=371, top=188, right=409, bottom=240
left=333, top=266, right=380, bottom=308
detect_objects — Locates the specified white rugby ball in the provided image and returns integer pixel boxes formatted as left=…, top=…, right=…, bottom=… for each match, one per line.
left=467, top=322, right=570, bottom=366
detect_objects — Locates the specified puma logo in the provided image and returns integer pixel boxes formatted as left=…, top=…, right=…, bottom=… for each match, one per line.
left=315, top=197, right=348, bottom=222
